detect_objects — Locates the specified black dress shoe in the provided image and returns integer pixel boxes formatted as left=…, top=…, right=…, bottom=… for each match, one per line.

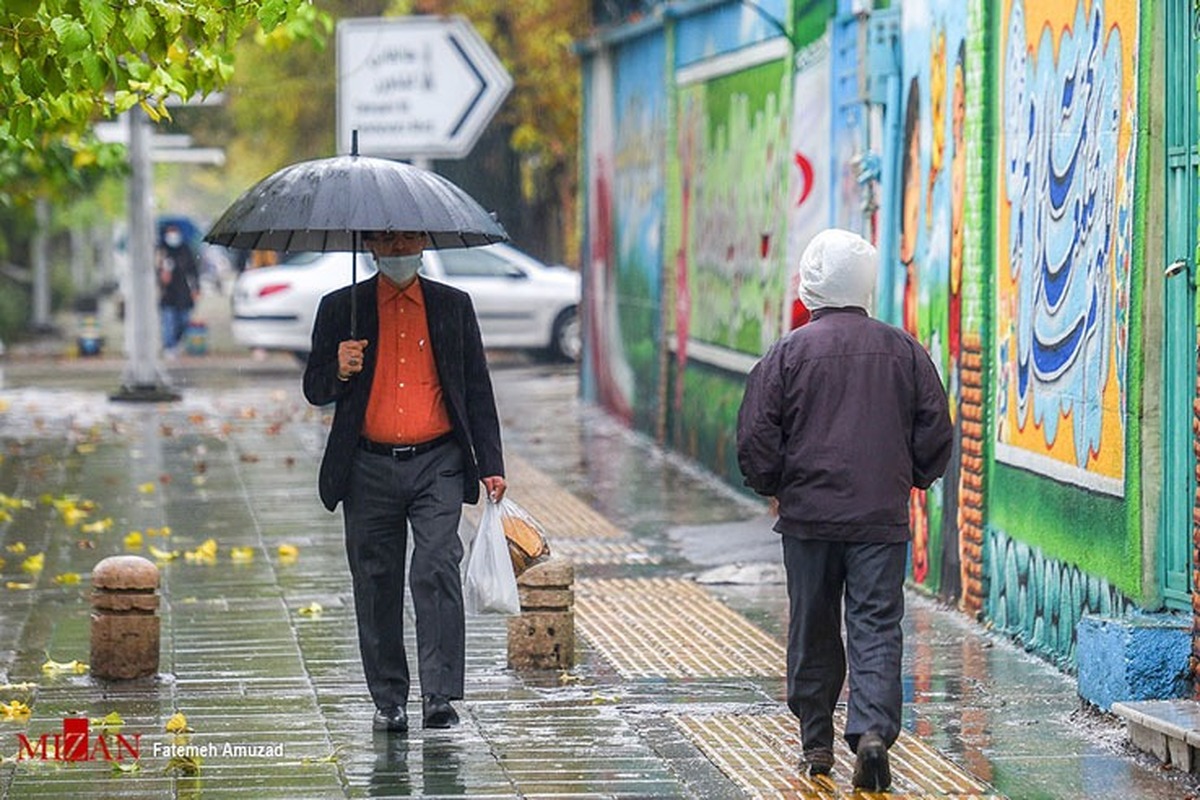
left=802, top=746, right=834, bottom=777
left=372, top=707, right=408, bottom=733
left=851, top=732, right=891, bottom=791
left=422, top=694, right=459, bottom=729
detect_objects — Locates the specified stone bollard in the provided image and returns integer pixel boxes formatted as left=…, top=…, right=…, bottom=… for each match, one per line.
left=90, top=556, right=160, bottom=680
left=507, top=556, right=575, bottom=670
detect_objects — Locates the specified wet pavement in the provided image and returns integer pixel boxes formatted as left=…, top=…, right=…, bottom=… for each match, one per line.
left=0, top=325, right=1196, bottom=798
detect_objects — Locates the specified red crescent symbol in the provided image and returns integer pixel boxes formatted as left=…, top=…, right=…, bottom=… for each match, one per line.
left=795, top=152, right=814, bottom=207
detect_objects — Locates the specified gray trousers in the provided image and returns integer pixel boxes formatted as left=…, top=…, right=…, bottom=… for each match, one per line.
left=343, top=442, right=466, bottom=711
left=782, top=536, right=906, bottom=753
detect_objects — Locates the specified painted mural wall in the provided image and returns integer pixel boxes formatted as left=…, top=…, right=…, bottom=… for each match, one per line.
left=986, top=0, right=1142, bottom=666
left=581, top=31, right=669, bottom=433
left=580, top=0, right=1155, bottom=669
left=665, top=0, right=828, bottom=481
left=896, top=0, right=971, bottom=601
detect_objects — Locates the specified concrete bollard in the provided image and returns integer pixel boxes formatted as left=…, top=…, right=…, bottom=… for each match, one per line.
left=90, top=555, right=160, bottom=680
left=506, top=556, right=575, bottom=670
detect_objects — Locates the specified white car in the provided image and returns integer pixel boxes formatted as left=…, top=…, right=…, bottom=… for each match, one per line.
left=230, top=243, right=581, bottom=362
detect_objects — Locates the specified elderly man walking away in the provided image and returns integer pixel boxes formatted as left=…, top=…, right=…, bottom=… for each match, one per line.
left=736, top=229, right=952, bottom=792
left=303, top=230, right=507, bottom=735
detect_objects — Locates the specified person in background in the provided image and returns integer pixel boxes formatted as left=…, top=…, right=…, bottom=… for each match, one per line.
left=156, top=223, right=199, bottom=358
left=303, top=229, right=507, bottom=734
left=736, top=228, right=952, bottom=791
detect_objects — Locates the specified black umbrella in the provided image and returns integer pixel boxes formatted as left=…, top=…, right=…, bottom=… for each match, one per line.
left=205, top=141, right=508, bottom=335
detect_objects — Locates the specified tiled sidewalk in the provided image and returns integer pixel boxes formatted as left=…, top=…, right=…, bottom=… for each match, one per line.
left=0, top=377, right=1000, bottom=799
left=0, top=355, right=1197, bottom=799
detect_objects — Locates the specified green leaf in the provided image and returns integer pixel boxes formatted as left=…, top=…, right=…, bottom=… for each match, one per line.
left=256, top=0, right=287, bottom=31
left=80, top=53, right=105, bottom=91
left=125, top=6, right=154, bottom=50
left=18, top=60, right=44, bottom=96
left=0, top=49, right=19, bottom=77
left=3, top=0, right=40, bottom=17
left=112, top=90, right=138, bottom=113
left=12, top=106, right=33, bottom=142
left=49, top=16, right=91, bottom=54
left=125, top=60, right=151, bottom=81
left=80, top=0, right=116, bottom=42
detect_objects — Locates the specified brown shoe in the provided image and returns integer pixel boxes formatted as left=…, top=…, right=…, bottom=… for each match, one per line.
left=851, top=732, right=891, bottom=791
left=803, top=746, right=834, bottom=777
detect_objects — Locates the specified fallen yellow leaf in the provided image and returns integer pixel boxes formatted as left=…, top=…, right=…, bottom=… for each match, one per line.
left=137, top=482, right=156, bottom=494
left=277, top=544, right=299, bottom=564
left=149, top=545, right=180, bottom=562
left=297, top=602, right=323, bottom=617
left=185, top=539, right=218, bottom=564
left=42, top=658, right=88, bottom=676
left=0, top=493, right=29, bottom=509
left=123, top=531, right=144, bottom=550
left=80, top=518, right=114, bottom=534
left=5, top=582, right=33, bottom=590
left=0, top=700, right=31, bottom=719
left=75, top=443, right=97, bottom=454
left=165, top=711, right=191, bottom=734
left=51, top=497, right=93, bottom=527
left=21, top=554, right=44, bottom=573
left=91, top=711, right=124, bottom=734
left=6, top=542, right=26, bottom=554
left=229, top=546, right=254, bottom=563
left=53, top=572, right=81, bottom=585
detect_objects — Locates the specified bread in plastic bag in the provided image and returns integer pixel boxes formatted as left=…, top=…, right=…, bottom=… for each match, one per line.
left=499, top=498, right=551, bottom=577
left=463, top=498, right=521, bottom=615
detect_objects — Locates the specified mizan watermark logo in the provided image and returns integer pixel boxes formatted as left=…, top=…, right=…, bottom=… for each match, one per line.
left=15, top=717, right=284, bottom=763
left=18, top=717, right=140, bottom=762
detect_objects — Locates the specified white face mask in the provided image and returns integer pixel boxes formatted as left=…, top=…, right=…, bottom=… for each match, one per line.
left=164, top=232, right=183, bottom=248
left=376, top=253, right=422, bottom=285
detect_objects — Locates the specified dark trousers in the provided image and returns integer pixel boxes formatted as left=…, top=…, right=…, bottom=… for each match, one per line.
left=343, top=442, right=466, bottom=712
left=782, top=536, right=906, bottom=753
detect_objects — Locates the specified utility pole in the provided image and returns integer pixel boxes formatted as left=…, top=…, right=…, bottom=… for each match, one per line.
left=111, top=106, right=179, bottom=402
left=31, top=199, right=52, bottom=332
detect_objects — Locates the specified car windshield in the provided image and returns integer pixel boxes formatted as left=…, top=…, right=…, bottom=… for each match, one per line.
left=279, top=252, right=327, bottom=267
left=438, top=248, right=524, bottom=278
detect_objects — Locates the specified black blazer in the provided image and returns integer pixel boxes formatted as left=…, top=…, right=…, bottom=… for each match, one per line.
left=303, top=275, right=504, bottom=511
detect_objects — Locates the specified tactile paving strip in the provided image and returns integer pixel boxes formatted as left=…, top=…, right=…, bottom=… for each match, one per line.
left=462, top=453, right=654, bottom=566
left=550, top=539, right=661, bottom=565
left=575, top=578, right=786, bottom=678
left=676, top=711, right=1004, bottom=799
left=502, top=453, right=627, bottom=539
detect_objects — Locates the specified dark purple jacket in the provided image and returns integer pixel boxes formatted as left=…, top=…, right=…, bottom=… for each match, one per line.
left=736, top=307, right=952, bottom=542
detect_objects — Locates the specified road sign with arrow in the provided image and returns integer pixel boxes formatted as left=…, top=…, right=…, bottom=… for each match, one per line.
left=337, top=16, right=513, bottom=160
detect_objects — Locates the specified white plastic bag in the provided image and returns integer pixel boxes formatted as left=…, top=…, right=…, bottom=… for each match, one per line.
left=464, top=499, right=521, bottom=615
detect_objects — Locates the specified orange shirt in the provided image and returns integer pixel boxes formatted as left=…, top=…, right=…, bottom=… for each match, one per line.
left=362, top=278, right=453, bottom=445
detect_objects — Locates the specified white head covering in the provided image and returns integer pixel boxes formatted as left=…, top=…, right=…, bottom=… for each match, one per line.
left=797, top=228, right=878, bottom=312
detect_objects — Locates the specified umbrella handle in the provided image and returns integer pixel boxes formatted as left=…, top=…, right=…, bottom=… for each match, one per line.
left=350, top=232, right=358, bottom=339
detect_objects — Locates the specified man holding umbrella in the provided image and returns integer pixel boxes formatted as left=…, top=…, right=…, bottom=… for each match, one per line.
left=303, top=228, right=507, bottom=734
left=206, top=148, right=514, bottom=734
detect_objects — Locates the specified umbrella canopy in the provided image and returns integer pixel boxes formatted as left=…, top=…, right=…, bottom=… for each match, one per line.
left=204, top=154, right=508, bottom=252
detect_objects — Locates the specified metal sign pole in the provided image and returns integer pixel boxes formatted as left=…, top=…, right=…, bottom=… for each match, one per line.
left=111, top=106, right=179, bottom=402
